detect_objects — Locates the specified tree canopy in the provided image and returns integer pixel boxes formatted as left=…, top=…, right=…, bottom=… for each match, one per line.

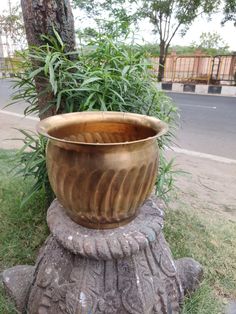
left=0, top=4, right=26, bottom=54
left=191, top=31, right=230, bottom=55
left=222, top=0, right=236, bottom=25
left=73, top=0, right=220, bottom=80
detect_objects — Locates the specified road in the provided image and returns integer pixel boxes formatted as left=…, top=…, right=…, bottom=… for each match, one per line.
left=0, top=79, right=235, bottom=159
left=166, top=92, right=236, bottom=159
left=0, top=79, right=29, bottom=114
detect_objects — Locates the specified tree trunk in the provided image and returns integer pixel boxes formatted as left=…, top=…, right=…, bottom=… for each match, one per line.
left=158, top=40, right=166, bottom=82
left=21, top=0, right=76, bottom=119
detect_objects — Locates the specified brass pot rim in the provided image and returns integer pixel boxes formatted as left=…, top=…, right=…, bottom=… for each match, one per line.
left=37, top=111, right=168, bottom=146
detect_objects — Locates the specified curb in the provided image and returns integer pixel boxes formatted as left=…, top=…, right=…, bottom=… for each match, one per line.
left=169, top=147, right=236, bottom=165
left=157, top=82, right=236, bottom=97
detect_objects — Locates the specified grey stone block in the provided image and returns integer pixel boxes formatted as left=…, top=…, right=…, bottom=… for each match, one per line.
left=2, top=265, right=35, bottom=313
left=183, top=84, right=196, bottom=93
left=208, top=85, right=222, bottom=94
left=162, top=82, right=173, bottom=90
left=225, top=301, right=236, bottom=314
left=175, top=257, right=203, bottom=295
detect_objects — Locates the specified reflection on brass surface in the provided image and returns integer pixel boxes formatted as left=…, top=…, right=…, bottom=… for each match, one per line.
left=37, top=111, right=168, bottom=229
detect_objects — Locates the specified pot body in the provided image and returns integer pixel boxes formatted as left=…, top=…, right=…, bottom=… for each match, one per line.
left=46, top=138, right=159, bottom=229
left=38, top=111, right=168, bottom=229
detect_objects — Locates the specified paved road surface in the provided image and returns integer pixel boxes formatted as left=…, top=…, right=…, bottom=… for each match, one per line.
left=0, top=79, right=235, bottom=159
left=0, top=80, right=38, bottom=149
left=0, top=79, right=29, bottom=114
left=166, top=92, right=236, bottom=159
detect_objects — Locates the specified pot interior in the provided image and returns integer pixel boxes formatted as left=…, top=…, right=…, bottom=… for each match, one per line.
left=48, top=121, right=157, bottom=144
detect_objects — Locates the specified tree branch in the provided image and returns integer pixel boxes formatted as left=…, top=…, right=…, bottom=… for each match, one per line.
left=166, top=20, right=182, bottom=47
left=160, top=0, right=175, bottom=43
left=166, top=2, right=205, bottom=47
left=149, top=10, right=160, bottom=34
left=159, top=11, right=163, bottom=40
left=162, top=16, right=168, bottom=42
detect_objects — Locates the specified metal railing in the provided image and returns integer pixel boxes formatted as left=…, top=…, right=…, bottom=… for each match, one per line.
left=211, top=55, right=236, bottom=83
left=152, top=54, right=236, bottom=85
left=1, top=55, right=236, bottom=85
left=168, top=56, right=212, bottom=84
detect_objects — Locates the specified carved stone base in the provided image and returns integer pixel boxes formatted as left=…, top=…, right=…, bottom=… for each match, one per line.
left=2, top=197, right=203, bottom=313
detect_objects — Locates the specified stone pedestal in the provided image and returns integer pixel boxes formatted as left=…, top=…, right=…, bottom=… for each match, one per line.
left=2, top=197, right=203, bottom=314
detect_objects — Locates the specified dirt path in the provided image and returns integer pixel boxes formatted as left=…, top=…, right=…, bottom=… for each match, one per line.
left=166, top=150, right=236, bottom=222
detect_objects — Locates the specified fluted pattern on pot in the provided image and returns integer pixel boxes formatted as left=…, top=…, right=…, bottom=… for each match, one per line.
left=47, top=155, right=158, bottom=228
left=38, top=112, right=168, bottom=229
left=63, top=131, right=148, bottom=143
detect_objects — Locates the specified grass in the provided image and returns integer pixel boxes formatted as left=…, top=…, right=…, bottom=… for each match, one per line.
left=0, top=149, right=49, bottom=313
left=164, top=203, right=236, bottom=313
left=0, top=149, right=235, bottom=313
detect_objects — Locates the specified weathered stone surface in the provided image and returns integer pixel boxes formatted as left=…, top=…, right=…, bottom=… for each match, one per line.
left=26, top=197, right=184, bottom=313
left=2, top=265, right=35, bottom=313
left=2, top=197, right=203, bottom=313
left=27, top=234, right=183, bottom=313
left=47, top=196, right=165, bottom=260
left=175, top=258, right=203, bottom=295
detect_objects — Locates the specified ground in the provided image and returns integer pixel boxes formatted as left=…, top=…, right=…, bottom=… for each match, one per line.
left=0, top=80, right=236, bottom=312
left=2, top=147, right=236, bottom=313
left=167, top=150, right=236, bottom=222
left=165, top=150, right=236, bottom=312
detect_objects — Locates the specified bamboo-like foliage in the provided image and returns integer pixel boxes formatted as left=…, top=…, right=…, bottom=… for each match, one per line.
left=11, top=129, right=53, bottom=206
left=11, top=32, right=179, bottom=204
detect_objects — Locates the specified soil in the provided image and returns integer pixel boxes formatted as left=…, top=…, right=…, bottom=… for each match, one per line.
left=166, top=151, right=236, bottom=222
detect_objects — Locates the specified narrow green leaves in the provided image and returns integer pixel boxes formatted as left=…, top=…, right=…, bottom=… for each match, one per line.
left=10, top=33, right=179, bottom=205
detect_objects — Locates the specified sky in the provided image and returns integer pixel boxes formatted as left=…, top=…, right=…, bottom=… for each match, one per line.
left=138, top=10, right=236, bottom=50
left=1, top=0, right=236, bottom=51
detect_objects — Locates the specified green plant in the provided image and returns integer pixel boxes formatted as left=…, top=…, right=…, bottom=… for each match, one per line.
left=11, top=32, right=178, bottom=203
left=155, top=153, right=178, bottom=202
left=181, top=282, right=222, bottom=313
left=0, top=149, right=49, bottom=313
left=11, top=130, right=53, bottom=206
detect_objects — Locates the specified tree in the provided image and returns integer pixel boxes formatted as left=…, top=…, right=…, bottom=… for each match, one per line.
left=74, top=0, right=137, bottom=39
left=222, top=0, right=236, bottom=25
left=191, top=31, right=230, bottom=55
left=73, top=0, right=219, bottom=81
left=0, top=3, right=26, bottom=54
left=139, top=0, right=219, bottom=81
left=20, top=0, right=76, bottom=119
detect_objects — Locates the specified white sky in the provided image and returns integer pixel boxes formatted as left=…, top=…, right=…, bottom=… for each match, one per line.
left=1, top=0, right=236, bottom=50
left=138, top=11, right=236, bottom=50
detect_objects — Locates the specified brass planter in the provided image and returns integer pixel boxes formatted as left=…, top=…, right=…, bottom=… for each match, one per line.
left=37, top=112, right=168, bottom=229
